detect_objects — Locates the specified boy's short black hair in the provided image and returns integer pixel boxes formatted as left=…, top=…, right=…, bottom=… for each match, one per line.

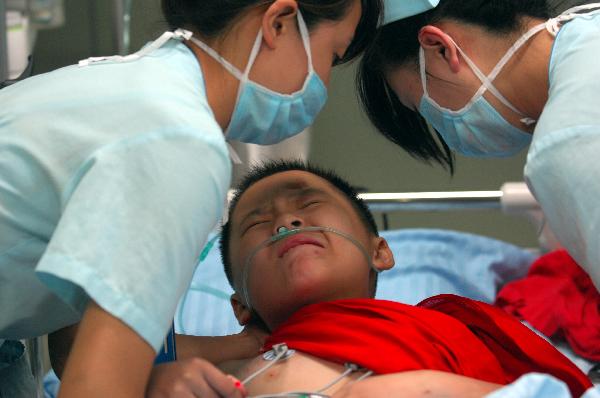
left=219, top=160, right=378, bottom=289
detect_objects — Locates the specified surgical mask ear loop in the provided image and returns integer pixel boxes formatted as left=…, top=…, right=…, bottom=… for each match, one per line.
left=240, top=226, right=380, bottom=310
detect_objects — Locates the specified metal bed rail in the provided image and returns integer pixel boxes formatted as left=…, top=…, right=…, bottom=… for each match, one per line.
left=359, top=182, right=540, bottom=215
left=227, top=183, right=539, bottom=215
left=359, top=191, right=503, bottom=212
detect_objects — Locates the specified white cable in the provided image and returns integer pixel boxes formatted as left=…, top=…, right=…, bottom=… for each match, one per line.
left=248, top=363, right=370, bottom=398
left=250, top=393, right=329, bottom=398
left=354, top=370, right=374, bottom=382
left=242, top=344, right=290, bottom=386
left=315, top=364, right=357, bottom=393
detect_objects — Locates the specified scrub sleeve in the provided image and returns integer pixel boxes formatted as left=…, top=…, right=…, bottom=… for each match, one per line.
left=0, top=38, right=231, bottom=352
left=525, top=12, right=600, bottom=292
left=36, top=129, right=231, bottom=351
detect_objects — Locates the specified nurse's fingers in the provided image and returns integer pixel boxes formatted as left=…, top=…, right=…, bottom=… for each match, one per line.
left=146, top=358, right=245, bottom=398
left=200, top=362, right=246, bottom=397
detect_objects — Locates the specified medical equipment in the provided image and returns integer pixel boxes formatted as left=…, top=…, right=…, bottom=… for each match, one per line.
left=277, top=226, right=290, bottom=234
left=1, top=0, right=131, bottom=84
left=241, top=226, right=380, bottom=309
left=241, top=343, right=371, bottom=398
left=1, top=0, right=65, bottom=84
left=360, top=182, right=557, bottom=252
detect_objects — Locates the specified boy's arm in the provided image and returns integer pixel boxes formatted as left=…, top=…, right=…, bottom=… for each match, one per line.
left=332, top=370, right=502, bottom=398
left=176, top=324, right=268, bottom=365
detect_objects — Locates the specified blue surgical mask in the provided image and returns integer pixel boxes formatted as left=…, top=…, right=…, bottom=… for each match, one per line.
left=189, top=11, right=328, bottom=145
left=417, top=22, right=551, bottom=157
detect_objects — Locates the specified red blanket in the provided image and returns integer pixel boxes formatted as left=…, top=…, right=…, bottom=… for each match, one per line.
left=264, top=295, right=591, bottom=397
left=496, top=249, right=600, bottom=362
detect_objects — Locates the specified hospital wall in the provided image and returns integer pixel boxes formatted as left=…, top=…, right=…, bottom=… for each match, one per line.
left=29, top=0, right=539, bottom=248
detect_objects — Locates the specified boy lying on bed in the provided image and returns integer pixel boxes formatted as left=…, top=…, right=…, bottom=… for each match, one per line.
left=151, top=160, right=592, bottom=398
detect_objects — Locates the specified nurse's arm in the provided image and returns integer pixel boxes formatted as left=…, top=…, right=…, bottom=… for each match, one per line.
left=58, top=300, right=154, bottom=398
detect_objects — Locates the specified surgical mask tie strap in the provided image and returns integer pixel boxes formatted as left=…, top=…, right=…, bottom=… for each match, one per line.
left=297, top=11, right=315, bottom=74
left=243, top=30, right=265, bottom=80
left=135, top=28, right=192, bottom=58
left=188, top=36, right=246, bottom=81
left=188, top=9, right=314, bottom=84
left=419, top=47, right=489, bottom=113
left=546, top=3, right=600, bottom=36
left=453, top=22, right=546, bottom=123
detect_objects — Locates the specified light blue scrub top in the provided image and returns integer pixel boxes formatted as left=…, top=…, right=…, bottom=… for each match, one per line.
left=525, top=12, right=600, bottom=291
left=0, top=38, right=231, bottom=351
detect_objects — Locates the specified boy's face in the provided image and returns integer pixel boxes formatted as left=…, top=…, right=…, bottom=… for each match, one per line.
left=228, top=170, right=393, bottom=330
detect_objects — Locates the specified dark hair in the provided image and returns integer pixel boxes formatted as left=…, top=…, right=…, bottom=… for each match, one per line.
left=219, top=160, right=379, bottom=290
left=162, top=0, right=382, bottom=65
left=357, top=0, right=551, bottom=171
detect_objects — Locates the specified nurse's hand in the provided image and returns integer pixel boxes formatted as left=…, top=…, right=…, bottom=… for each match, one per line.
left=146, top=358, right=247, bottom=398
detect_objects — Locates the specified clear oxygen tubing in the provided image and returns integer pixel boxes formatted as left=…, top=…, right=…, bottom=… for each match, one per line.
left=241, top=226, right=381, bottom=310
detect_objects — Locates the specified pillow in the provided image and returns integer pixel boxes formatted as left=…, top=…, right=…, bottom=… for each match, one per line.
left=175, top=228, right=537, bottom=336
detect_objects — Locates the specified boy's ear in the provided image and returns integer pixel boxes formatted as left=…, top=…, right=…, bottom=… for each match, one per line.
left=371, top=237, right=395, bottom=272
left=230, top=293, right=252, bottom=326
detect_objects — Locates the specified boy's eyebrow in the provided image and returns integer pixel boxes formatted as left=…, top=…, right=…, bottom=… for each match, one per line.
left=237, top=186, right=331, bottom=229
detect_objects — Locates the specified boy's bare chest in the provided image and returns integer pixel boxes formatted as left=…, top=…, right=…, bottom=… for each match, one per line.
left=221, top=350, right=368, bottom=396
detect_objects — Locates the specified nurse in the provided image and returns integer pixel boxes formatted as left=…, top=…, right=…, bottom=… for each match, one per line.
left=0, top=0, right=381, bottom=396
left=357, top=0, right=600, bottom=291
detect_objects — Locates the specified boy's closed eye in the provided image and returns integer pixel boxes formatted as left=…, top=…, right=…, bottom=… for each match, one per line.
left=243, top=220, right=270, bottom=234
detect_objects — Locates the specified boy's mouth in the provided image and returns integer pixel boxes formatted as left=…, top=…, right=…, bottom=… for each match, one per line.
left=278, top=234, right=325, bottom=258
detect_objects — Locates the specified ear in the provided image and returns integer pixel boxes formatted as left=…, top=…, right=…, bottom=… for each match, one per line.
left=418, top=25, right=461, bottom=74
left=230, top=293, right=252, bottom=326
left=371, top=237, right=395, bottom=272
left=261, top=0, right=299, bottom=49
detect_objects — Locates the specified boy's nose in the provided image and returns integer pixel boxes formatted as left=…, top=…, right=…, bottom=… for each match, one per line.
left=273, top=218, right=303, bottom=236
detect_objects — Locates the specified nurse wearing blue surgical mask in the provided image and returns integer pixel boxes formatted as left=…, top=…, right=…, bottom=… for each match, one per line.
left=0, top=1, right=381, bottom=396
left=357, top=0, right=600, bottom=293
